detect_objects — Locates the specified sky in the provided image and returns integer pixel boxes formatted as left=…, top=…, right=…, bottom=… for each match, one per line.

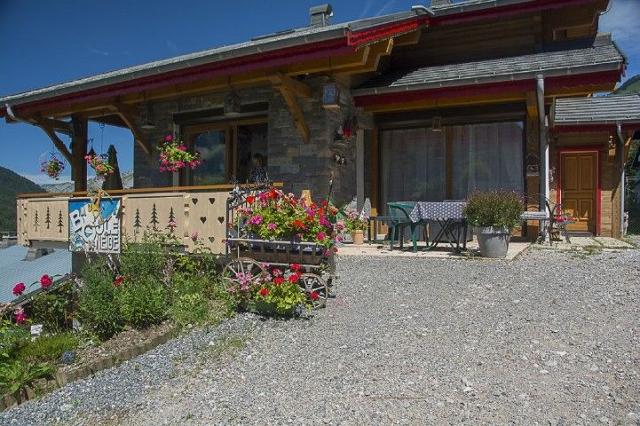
left=0, top=0, right=638, bottom=185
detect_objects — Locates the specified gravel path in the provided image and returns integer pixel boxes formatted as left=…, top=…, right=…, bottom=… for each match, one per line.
left=2, top=247, right=639, bottom=425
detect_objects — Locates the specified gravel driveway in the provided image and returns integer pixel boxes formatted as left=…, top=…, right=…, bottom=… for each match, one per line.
left=2, top=247, right=639, bottom=425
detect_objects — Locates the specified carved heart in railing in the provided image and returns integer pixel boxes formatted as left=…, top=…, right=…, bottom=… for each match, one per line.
left=208, top=198, right=215, bottom=204
left=200, top=216, right=207, bottom=224
left=192, top=199, right=198, bottom=205
left=217, top=216, right=225, bottom=224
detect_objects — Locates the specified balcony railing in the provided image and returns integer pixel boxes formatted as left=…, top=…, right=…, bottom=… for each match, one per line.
left=16, top=183, right=281, bottom=254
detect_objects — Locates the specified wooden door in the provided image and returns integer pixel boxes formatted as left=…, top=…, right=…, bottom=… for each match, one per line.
left=560, top=152, right=597, bottom=233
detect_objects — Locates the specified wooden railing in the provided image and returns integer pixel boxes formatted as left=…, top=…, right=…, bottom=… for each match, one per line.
left=16, top=183, right=283, bottom=254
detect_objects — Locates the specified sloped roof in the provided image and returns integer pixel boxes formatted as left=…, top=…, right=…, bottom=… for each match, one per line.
left=0, top=246, right=71, bottom=304
left=354, top=34, right=624, bottom=96
left=553, top=94, right=640, bottom=126
left=0, top=10, right=419, bottom=107
left=0, top=0, right=585, bottom=111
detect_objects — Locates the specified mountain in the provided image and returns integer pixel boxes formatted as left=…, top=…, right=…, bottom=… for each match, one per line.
left=0, top=166, right=44, bottom=233
left=40, top=170, right=134, bottom=193
left=614, top=75, right=640, bottom=95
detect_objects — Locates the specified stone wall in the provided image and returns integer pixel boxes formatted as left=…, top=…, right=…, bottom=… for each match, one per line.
left=133, top=79, right=359, bottom=206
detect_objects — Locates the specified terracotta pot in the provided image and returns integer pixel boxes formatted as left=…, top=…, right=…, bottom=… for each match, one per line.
left=351, top=230, right=364, bottom=245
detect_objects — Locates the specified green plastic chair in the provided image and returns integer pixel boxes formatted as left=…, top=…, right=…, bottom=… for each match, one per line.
left=387, top=201, right=421, bottom=252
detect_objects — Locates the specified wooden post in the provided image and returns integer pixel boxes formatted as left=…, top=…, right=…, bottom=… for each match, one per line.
left=356, top=129, right=364, bottom=211
left=71, top=114, right=88, bottom=192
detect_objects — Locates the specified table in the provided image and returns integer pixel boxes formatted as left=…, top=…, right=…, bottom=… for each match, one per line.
left=409, top=201, right=468, bottom=252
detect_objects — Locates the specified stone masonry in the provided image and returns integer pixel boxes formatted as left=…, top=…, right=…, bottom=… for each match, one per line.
left=133, top=78, right=359, bottom=206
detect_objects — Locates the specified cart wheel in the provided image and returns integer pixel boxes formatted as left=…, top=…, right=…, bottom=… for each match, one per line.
left=222, top=257, right=266, bottom=291
left=298, top=273, right=328, bottom=309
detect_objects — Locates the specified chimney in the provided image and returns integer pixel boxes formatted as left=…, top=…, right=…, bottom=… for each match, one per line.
left=310, top=4, right=333, bottom=27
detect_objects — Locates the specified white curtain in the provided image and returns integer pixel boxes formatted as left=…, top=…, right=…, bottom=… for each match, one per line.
left=381, top=128, right=446, bottom=208
left=450, top=122, right=524, bottom=199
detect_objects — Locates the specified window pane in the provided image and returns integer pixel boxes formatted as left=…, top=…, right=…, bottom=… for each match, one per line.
left=192, top=130, right=226, bottom=185
left=381, top=128, right=446, bottom=209
left=236, top=123, right=268, bottom=183
left=451, top=122, right=524, bottom=199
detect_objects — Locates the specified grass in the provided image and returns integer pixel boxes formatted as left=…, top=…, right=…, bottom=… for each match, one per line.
left=16, top=333, right=79, bottom=364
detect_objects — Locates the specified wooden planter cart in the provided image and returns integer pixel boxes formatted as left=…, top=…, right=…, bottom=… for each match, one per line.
left=222, top=186, right=336, bottom=310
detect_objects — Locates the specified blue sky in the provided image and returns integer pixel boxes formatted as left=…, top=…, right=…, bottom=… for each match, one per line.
left=0, top=0, right=638, bottom=185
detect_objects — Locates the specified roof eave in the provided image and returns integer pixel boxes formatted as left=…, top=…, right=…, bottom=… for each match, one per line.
left=352, top=62, right=624, bottom=98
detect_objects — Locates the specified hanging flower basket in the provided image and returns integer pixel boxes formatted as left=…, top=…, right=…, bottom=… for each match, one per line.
left=158, top=134, right=201, bottom=173
left=85, top=153, right=115, bottom=179
left=40, top=154, right=65, bottom=180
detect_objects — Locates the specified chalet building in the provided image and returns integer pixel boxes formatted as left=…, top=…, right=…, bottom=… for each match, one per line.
left=2, top=0, right=639, bottom=253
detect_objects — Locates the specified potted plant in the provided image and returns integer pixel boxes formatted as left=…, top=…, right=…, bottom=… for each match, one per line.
left=344, top=208, right=368, bottom=245
left=158, top=134, right=201, bottom=173
left=238, top=188, right=338, bottom=253
left=40, top=154, right=65, bottom=180
left=85, top=154, right=115, bottom=180
left=464, top=191, right=524, bottom=258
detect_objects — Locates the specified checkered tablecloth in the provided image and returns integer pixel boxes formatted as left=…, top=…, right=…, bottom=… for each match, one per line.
left=409, top=201, right=467, bottom=223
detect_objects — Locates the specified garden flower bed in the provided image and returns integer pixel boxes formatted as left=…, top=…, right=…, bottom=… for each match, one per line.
left=0, top=234, right=235, bottom=410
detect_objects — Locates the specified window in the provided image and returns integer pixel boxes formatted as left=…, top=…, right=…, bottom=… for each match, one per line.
left=182, top=119, right=268, bottom=186
left=191, top=128, right=228, bottom=185
left=380, top=121, right=524, bottom=207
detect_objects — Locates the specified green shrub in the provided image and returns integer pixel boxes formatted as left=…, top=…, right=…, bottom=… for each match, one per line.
left=170, top=293, right=209, bottom=327
left=464, top=191, right=524, bottom=230
left=118, top=276, right=168, bottom=329
left=31, top=282, right=76, bottom=332
left=0, top=360, right=54, bottom=395
left=169, top=273, right=234, bottom=326
left=16, top=333, right=78, bottom=364
left=119, top=234, right=173, bottom=282
left=78, top=260, right=124, bottom=340
left=0, top=320, right=29, bottom=361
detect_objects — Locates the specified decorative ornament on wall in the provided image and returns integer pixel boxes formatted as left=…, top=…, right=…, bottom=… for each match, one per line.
left=333, top=153, right=346, bottom=165
left=335, top=115, right=358, bottom=143
left=322, top=82, right=340, bottom=109
left=526, top=153, right=540, bottom=176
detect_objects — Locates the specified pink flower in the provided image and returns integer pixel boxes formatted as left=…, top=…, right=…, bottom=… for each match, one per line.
left=12, top=282, right=26, bottom=296
left=165, top=134, right=173, bottom=142
left=191, top=232, right=199, bottom=242
left=248, top=215, right=263, bottom=226
left=40, top=274, right=53, bottom=289
left=267, top=223, right=277, bottom=232
left=15, top=308, right=27, bottom=325
left=271, top=268, right=283, bottom=277
left=316, top=232, right=326, bottom=241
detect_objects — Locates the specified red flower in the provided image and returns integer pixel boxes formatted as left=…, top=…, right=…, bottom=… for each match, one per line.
left=40, top=274, right=53, bottom=289
left=288, top=274, right=300, bottom=284
left=246, top=195, right=255, bottom=204
left=267, top=190, right=278, bottom=200
left=273, top=276, right=285, bottom=286
left=164, top=134, right=173, bottom=142
left=15, top=308, right=27, bottom=325
left=290, top=263, right=301, bottom=272
left=292, top=219, right=305, bottom=230
left=12, top=282, right=26, bottom=296
left=309, top=291, right=320, bottom=301
left=114, top=275, right=125, bottom=287
left=258, top=287, right=270, bottom=297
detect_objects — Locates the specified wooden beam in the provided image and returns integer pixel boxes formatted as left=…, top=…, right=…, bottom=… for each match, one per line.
left=270, top=72, right=311, bottom=98
left=362, top=92, right=527, bottom=113
left=276, top=86, right=309, bottom=144
left=34, top=118, right=72, bottom=163
left=71, top=114, right=88, bottom=192
left=112, top=103, right=152, bottom=155
left=526, top=91, right=538, bottom=118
